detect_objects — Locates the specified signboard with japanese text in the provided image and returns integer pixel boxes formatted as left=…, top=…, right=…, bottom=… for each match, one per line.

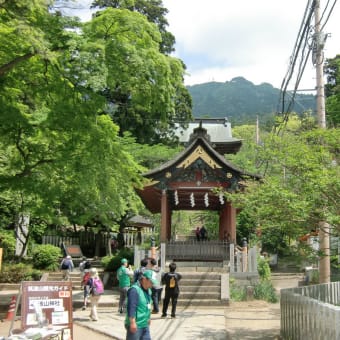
left=21, top=281, right=73, bottom=339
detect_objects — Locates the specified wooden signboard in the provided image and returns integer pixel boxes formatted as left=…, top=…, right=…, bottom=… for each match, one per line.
left=64, top=244, right=83, bottom=258
left=21, top=281, right=73, bottom=339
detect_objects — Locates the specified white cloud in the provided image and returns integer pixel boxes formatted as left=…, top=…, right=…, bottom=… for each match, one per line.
left=162, top=0, right=340, bottom=90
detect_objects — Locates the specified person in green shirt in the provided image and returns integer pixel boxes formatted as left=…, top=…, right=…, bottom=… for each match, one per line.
left=125, top=270, right=158, bottom=340
left=117, top=258, right=133, bottom=314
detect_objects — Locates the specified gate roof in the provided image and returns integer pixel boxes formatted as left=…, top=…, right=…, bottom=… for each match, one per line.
left=137, top=124, right=260, bottom=213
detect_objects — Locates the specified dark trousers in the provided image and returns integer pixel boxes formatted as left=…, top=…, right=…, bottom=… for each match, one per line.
left=162, top=289, right=179, bottom=317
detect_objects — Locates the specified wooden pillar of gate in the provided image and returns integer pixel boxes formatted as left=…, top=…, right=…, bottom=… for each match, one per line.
left=219, top=202, right=236, bottom=243
left=160, top=189, right=170, bottom=242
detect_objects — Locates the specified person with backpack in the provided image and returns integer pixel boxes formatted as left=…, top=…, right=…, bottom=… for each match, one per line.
left=161, top=262, right=182, bottom=319
left=81, top=268, right=91, bottom=311
left=79, top=256, right=91, bottom=273
left=117, top=258, right=133, bottom=314
left=60, top=255, right=74, bottom=281
left=87, top=267, right=104, bottom=321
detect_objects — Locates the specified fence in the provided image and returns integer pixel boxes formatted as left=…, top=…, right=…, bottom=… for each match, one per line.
left=165, top=240, right=230, bottom=262
left=42, top=232, right=111, bottom=257
left=281, top=281, right=340, bottom=339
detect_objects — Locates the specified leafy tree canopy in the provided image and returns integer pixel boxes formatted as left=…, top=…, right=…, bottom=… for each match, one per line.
left=91, top=0, right=175, bottom=54
left=324, top=54, right=340, bottom=127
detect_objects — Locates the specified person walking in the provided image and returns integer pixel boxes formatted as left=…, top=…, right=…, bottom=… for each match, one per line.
left=199, top=225, right=207, bottom=241
left=125, top=269, right=158, bottom=340
left=87, top=267, right=104, bottom=321
left=149, top=258, right=163, bottom=314
left=60, top=255, right=74, bottom=281
left=81, top=268, right=91, bottom=310
left=161, top=262, right=182, bottom=319
left=117, top=258, right=133, bottom=314
left=195, top=226, right=201, bottom=241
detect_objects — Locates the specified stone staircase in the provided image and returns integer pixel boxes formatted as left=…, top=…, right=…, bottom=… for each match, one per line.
left=46, top=271, right=83, bottom=290
left=169, top=261, right=229, bottom=306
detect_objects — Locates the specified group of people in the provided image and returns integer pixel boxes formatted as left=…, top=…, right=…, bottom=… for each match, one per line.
left=60, top=255, right=104, bottom=321
left=60, top=255, right=182, bottom=339
left=117, top=257, right=182, bottom=340
left=195, top=225, right=208, bottom=241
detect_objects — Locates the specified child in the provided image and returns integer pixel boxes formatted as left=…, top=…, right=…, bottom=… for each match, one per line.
left=161, top=262, right=182, bottom=318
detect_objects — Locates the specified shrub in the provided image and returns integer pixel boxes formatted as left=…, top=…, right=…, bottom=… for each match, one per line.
left=32, top=244, right=62, bottom=270
left=0, top=263, right=42, bottom=283
left=229, top=278, right=246, bottom=301
left=254, top=280, right=278, bottom=303
left=0, top=231, right=16, bottom=260
left=101, top=248, right=134, bottom=272
left=257, top=257, right=271, bottom=281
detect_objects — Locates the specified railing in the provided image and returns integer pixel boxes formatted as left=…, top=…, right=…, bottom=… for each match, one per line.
left=166, top=240, right=230, bottom=262
left=281, top=281, right=340, bottom=340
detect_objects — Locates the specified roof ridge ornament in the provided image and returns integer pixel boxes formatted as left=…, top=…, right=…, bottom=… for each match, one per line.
left=188, top=120, right=211, bottom=143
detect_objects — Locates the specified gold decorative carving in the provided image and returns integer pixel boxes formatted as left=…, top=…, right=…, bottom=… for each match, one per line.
left=177, top=146, right=221, bottom=169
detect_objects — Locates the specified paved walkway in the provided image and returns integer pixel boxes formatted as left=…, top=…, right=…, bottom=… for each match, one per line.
left=72, top=291, right=281, bottom=339
left=1, top=272, right=302, bottom=339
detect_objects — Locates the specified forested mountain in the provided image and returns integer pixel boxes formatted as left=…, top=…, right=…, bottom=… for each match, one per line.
left=187, top=77, right=316, bottom=125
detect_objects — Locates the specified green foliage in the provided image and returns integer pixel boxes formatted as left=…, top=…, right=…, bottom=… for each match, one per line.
left=101, top=248, right=134, bottom=271
left=229, top=126, right=340, bottom=260
left=31, top=244, right=62, bottom=271
left=0, top=230, right=16, bottom=260
left=253, top=280, right=278, bottom=303
left=229, top=278, right=246, bottom=301
left=0, top=263, right=42, bottom=283
left=324, top=54, right=340, bottom=127
left=257, top=257, right=271, bottom=281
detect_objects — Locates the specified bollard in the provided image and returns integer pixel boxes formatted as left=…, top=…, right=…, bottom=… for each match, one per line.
left=5, top=295, right=17, bottom=321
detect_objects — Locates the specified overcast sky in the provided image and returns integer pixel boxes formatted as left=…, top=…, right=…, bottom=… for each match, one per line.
left=71, top=0, right=339, bottom=91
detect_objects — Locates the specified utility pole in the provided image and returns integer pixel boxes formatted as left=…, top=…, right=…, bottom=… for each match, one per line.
left=314, top=0, right=330, bottom=283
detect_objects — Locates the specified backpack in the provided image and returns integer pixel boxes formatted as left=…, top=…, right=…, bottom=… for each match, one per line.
left=82, top=272, right=91, bottom=286
left=91, top=277, right=104, bottom=295
left=61, top=260, right=70, bottom=270
left=165, top=273, right=178, bottom=290
left=169, top=276, right=176, bottom=288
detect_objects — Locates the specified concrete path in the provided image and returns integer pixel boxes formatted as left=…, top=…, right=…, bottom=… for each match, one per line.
left=0, top=272, right=302, bottom=339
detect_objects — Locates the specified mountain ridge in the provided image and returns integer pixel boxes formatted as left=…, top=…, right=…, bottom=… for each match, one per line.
left=187, top=76, right=316, bottom=124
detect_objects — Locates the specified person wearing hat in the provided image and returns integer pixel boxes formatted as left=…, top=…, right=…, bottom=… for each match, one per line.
left=125, top=269, right=158, bottom=340
left=60, top=255, right=74, bottom=281
left=117, top=258, right=133, bottom=314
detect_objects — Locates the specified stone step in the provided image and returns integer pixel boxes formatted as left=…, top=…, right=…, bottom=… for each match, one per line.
left=181, top=285, right=220, bottom=293
left=180, top=291, right=221, bottom=299
left=180, top=273, right=221, bottom=280
left=181, top=281, right=221, bottom=287
left=177, top=299, right=227, bottom=306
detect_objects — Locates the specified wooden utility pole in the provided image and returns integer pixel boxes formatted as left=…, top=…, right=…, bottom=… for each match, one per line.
left=314, top=0, right=330, bottom=283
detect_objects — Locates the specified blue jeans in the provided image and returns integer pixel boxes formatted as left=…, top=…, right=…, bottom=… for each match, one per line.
left=125, top=326, right=151, bottom=340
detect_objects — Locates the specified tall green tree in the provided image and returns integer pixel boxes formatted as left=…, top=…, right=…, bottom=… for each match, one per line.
left=0, top=0, right=149, bottom=255
left=80, top=8, right=192, bottom=144
left=324, top=55, right=340, bottom=127
left=228, top=126, right=340, bottom=259
left=91, top=0, right=175, bottom=54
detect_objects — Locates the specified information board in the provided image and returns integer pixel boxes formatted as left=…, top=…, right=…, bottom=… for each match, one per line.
left=21, top=281, right=73, bottom=339
left=64, top=244, right=83, bottom=258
